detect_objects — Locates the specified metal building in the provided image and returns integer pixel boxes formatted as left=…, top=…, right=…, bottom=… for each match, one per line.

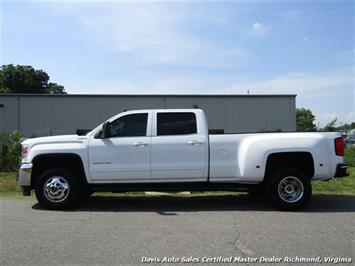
left=0, top=94, right=296, bottom=137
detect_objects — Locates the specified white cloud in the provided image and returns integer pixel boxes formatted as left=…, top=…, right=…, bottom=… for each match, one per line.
left=316, top=111, right=354, bottom=126
left=73, top=68, right=353, bottom=98
left=46, top=2, right=246, bottom=67
left=320, top=112, right=338, bottom=122
left=35, top=2, right=353, bottom=125
left=78, top=4, right=185, bottom=63
left=218, top=70, right=353, bottom=99
left=345, top=112, right=355, bottom=122
left=251, top=22, right=268, bottom=37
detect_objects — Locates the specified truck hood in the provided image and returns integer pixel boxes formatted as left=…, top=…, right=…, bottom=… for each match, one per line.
left=22, top=135, right=88, bottom=147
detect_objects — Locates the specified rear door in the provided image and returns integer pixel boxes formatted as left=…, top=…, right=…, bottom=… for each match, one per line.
left=150, top=111, right=208, bottom=181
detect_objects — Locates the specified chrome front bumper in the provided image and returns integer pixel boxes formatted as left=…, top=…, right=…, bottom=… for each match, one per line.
left=17, top=163, right=33, bottom=187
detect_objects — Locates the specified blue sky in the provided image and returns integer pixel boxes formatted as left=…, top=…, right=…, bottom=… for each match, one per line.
left=1, top=0, right=354, bottom=126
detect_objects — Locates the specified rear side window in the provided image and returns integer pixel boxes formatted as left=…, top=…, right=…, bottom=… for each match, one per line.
left=157, top=112, right=197, bottom=136
left=110, top=113, right=148, bottom=137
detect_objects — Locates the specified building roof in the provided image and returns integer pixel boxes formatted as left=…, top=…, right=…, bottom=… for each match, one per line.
left=0, top=93, right=297, bottom=97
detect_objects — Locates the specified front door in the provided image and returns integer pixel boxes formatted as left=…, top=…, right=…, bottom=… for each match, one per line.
left=88, top=113, right=151, bottom=182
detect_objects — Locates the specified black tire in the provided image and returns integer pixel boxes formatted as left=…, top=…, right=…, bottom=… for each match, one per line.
left=35, top=168, right=81, bottom=210
left=265, top=168, right=311, bottom=211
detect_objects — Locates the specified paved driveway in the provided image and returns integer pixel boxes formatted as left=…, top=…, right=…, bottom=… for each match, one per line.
left=1, top=195, right=354, bottom=265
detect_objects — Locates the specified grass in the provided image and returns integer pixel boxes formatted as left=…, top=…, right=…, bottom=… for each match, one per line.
left=0, top=172, right=31, bottom=199
left=344, top=146, right=355, bottom=166
left=312, top=167, right=355, bottom=195
left=1, top=148, right=354, bottom=199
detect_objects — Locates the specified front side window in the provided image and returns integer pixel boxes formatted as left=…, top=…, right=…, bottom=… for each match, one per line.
left=110, top=113, right=148, bottom=137
left=157, top=112, right=197, bottom=136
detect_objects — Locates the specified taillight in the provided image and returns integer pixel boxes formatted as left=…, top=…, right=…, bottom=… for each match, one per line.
left=335, top=137, right=344, bottom=156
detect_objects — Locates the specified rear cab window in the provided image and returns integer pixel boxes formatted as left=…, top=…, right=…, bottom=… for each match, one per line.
left=157, top=112, right=197, bottom=136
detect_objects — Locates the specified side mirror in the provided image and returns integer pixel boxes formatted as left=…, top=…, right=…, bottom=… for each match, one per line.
left=103, top=121, right=111, bottom=138
left=94, top=121, right=111, bottom=139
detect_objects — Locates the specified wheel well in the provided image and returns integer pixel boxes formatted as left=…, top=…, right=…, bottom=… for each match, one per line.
left=265, top=152, right=314, bottom=180
left=31, top=153, right=87, bottom=188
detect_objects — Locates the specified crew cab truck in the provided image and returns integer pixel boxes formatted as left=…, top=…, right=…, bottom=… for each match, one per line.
left=17, top=109, right=348, bottom=210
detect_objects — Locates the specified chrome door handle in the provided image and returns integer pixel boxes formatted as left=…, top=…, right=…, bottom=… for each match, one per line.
left=188, top=140, right=204, bottom=145
left=133, top=142, right=148, bottom=147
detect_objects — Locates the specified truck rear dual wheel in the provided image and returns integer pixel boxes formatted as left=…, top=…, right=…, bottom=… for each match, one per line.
left=35, top=168, right=81, bottom=210
left=266, top=168, right=312, bottom=211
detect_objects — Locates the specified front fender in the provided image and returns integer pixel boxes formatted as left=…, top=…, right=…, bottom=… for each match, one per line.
left=27, top=143, right=90, bottom=183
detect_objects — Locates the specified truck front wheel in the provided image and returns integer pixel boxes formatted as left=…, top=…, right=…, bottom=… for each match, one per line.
left=266, top=168, right=312, bottom=211
left=35, top=168, right=81, bottom=210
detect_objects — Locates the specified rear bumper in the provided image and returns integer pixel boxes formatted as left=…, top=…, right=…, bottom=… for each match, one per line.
left=334, top=163, right=349, bottom=178
left=17, top=163, right=33, bottom=196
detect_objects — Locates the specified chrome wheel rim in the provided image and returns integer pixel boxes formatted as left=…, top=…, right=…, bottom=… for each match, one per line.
left=278, top=176, right=304, bottom=203
left=43, top=176, right=70, bottom=203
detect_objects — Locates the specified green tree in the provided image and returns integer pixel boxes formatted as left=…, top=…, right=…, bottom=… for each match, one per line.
left=336, top=123, right=352, bottom=131
left=296, top=108, right=316, bottom=132
left=322, top=118, right=338, bottom=132
left=0, top=64, right=66, bottom=94
left=48, top=82, right=65, bottom=94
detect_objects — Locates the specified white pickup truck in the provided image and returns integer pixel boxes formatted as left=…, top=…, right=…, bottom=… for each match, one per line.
left=17, top=109, right=348, bottom=210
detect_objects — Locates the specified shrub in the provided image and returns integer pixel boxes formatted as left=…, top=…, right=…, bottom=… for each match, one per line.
left=344, top=147, right=355, bottom=167
left=0, top=131, right=22, bottom=171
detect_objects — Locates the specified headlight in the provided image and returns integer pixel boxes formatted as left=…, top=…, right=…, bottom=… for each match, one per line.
left=21, top=144, right=29, bottom=159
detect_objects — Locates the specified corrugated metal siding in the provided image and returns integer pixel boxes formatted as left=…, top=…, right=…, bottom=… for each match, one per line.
left=165, top=96, right=296, bottom=133
left=18, top=96, right=166, bottom=136
left=0, top=95, right=296, bottom=137
left=0, top=97, right=18, bottom=132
